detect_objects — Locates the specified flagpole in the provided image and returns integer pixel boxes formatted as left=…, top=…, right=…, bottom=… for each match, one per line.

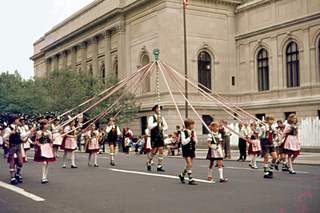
left=183, top=0, right=188, bottom=119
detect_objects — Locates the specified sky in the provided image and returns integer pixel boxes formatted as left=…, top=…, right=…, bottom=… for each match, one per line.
left=0, top=0, right=94, bottom=80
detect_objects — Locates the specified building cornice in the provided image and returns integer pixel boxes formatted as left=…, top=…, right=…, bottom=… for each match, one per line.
left=235, top=13, right=320, bottom=41
left=235, top=0, right=271, bottom=13
left=29, top=51, right=45, bottom=61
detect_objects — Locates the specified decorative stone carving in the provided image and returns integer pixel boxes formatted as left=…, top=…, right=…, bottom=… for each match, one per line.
left=71, top=46, right=77, bottom=53
left=101, top=60, right=105, bottom=65
left=89, top=64, right=92, bottom=69
left=79, top=42, right=86, bottom=49
left=287, top=31, right=291, bottom=39
left=115, top=23, right=126, bottom=33
left=90, top=36, right=98, bottom=45
left=141, top=45, right=146, bottom=51
left=257, top=39, right=262, bottom=46
left=102, top=30, right=111, bottom=39
left=45, top=58, right=51, bottom=64
left=203, top=42, right=208, bottom=49
left=53, top=55, right=58, bottom=61
left=114, top=55, right=118, bottom=62
left=62, top=51, right=67, bottom=58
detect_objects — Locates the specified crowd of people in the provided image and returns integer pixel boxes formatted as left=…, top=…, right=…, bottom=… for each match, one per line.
left=0, top=108, right=300, bottom=186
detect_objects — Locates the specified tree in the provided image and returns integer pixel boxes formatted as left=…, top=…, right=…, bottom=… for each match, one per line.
left=0, top=69, right=141, bottom=125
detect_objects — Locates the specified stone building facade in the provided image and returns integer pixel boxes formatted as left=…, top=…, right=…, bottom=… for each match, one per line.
left=31, top=0, right=320, bottom=136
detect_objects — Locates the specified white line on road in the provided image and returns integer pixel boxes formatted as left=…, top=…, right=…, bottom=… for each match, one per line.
left=0, top=181, right=45, bottom=202
left=198, top=165, right=309, bottom=173
left=106, top=168, right=215, bottom=184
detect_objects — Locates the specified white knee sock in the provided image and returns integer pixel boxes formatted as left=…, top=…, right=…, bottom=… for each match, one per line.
left=94, top=153, right=97, bottom=164
left=42, top=162, right=47, bottom=180
left=218, top=168, right=223, bottom=179
left=71, top=151, right=75, bottom=165
left=288, top=155, right=293, bottom=171
left=63, top=151, right=67, bottom=165
left=252, top=155, right=257, bottom=167
left=45, top=162, right=49, bottom=179
left=208, top=168, right=212, bottom=177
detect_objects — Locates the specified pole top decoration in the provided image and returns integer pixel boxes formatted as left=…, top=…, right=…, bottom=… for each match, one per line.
left=153, top=49, right=160, bottom=60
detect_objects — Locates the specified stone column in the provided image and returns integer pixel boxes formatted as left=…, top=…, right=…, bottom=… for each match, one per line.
left=115, top=23, right=126, bottom=80
left=53, top=55, right=59, bottom=70
left=45, top=58, right=51, bottom=74
left=70, top=46, right=77, bottom=72
left=62, top=51, right=67, bottom=70
left=302, top=27, right=310, bottom=86
left=90, top=36, right=99, bottom=78
left=271, top=36, right=278, bottom=89
left=102, top=30, right=112, bottom=77
left=79, top=42, right=87, bottom=74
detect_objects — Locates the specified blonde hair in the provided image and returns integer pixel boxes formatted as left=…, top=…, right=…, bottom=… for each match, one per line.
left=210, top=122, right=219, bottom=128
left=39, top=119, right=48, bottom=130
left=265, top=114, right=275, bottom=121
left=287, top=113, right=297, bottom=124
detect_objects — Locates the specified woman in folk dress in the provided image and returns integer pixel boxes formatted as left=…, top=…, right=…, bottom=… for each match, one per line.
left=33, top=119, right=56, bottom=184
left=61, top=120, right=79, bottom=168
left=85, top=124, right=100, bottom=167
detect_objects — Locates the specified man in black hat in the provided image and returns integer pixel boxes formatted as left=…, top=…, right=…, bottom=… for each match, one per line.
left=146, top=105, right=168, bottom=171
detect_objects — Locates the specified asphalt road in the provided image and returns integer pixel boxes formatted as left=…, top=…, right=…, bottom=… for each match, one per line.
left=0, top=149, right=319, bottom=213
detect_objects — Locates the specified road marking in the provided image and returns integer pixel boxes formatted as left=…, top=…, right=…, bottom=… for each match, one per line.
left=106, top=168, right=214, bottom=184
left=0, top=181, right=45, bottom=202
left=198, top=165, right=309, bottom=173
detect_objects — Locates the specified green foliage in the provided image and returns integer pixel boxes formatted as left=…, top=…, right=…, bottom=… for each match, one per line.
left=0, top=70, right=141, bottom=125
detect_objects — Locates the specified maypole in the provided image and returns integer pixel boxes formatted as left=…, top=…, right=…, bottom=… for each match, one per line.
left=183, top=0, right=188, bottom=118
left=153, top=48, right=161, bottom=117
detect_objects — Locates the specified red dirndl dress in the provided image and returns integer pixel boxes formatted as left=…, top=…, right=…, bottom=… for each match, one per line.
left=33, top=131, right=56, bottom=162
left=85, top=130, right=100, bottom=153
left=60, top=126, right=77, bottom=151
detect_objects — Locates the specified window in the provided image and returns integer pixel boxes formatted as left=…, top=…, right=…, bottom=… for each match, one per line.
left=198, top=51, right=211, bottom=92
left=101, top=67, right=105, bottom=84
left=231, top=76, right=235, bottom=86
left=141, top=116, right=147, bottom=135
left=284, top=112, right=296, bottom=120
left=318, top=110, right=320, bottom=119
left=88, top=68, right=93, bottom=76
left=141, top=54, right=150, bottom=93
left=286, top=42, right=299, bottom=87
left=257, top=49, right=269, bottom=91
left=255, top=113, right=265, bottom=121
left=202, top=115, right=213, bottom=134
left=114, top=63, right=118, bottom=78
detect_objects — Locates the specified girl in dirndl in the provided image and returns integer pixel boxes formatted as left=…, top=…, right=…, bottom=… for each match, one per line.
left=61, top=120, right=78, bottom=168
left=279, top=114, right=300, bottom=174
left=206, top=122, right=228, bottom=183
left=85, top=124, right=100, bottom=167
left=248, top=122, right=261, bottom=169
left=52, top=119, right=63, bottom=158
left=33, top=119, right=56, bottom=184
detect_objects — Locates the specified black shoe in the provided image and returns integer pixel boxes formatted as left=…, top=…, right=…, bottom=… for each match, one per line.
left=282, top=166, right=288, bottom=172
left=157, top=167, right=165, bottom=172
left=268, top=171, right=273, bottom=176
left=289, top=170, right=296, bottom=174
left=222, top=164, right=225, bottom=167
left=15, top=174, right=23, bottom=183
left=188, top=180, right=197, bottom=185
left=41, top=179, right=49, bottom=184
left=263, top=173, right=273, bottom=179
left=219, top=178, right=228, bottom=182
left=88, top=163, right=92, bottom=166
left=146, top=162, right=151, bottom=171
left=274, top=164, right=279, bottom=171
left=71, top=165, right=78, bottom=168
left=94, top=164, right=99, bottom=167
left=179, top=174, right=185, bottom=184
left=10, top=177, right=18, bottom=185
left=214, top=164, right=218, bottom=167
left=110, top=162, right=115, bottom=166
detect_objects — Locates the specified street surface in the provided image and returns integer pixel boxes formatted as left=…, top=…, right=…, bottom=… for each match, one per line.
left=0, top=149, right=319, bottom=213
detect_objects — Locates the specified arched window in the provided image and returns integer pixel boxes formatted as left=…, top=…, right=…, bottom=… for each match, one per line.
left=114, top=62, right=118, bottom=78
left=318, top=38, right=320, bottom=79
left=88, top=68, right=93, bottom=76
left=286, top=42, right=299, bottom=87
left=101, top=66, right=106, bottom=84
left=141, top=54, right=150, bottom=93
left=198, top=51, right=211, bottom=92
left=257, top=49, right=269, bottom=91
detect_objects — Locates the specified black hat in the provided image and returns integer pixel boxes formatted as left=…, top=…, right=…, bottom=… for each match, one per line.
left=152, top=105, right=162, bottom=111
